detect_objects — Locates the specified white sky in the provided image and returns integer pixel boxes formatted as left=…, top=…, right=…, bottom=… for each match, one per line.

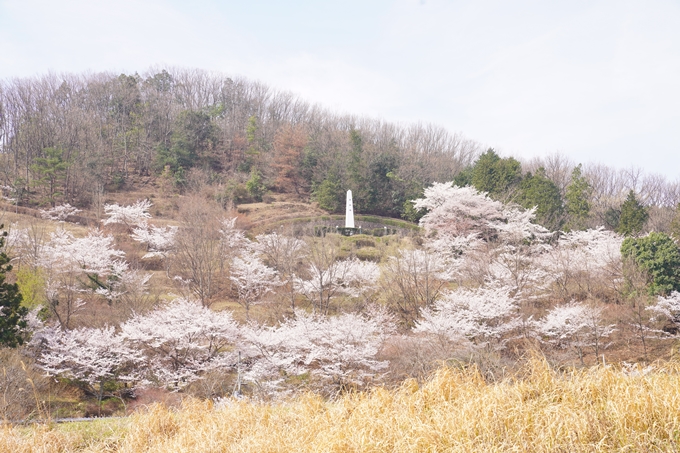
left=1, top=0, right=679, bottom=180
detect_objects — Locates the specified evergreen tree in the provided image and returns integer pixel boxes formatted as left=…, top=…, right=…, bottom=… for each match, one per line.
left=564, top=164, right=592, bottom=231
left=515, top=167, right=564, bottom=230
left=0, top=225, right=27, bottom=347
left=470, top=149, right=522, bottom=199
left=366, top=153, right=400, bottom=216
left=621, top=232, right=680, bottom=295
left=155, top=110, right=218, bottom=174
left=617, top=190, right=648, bottom=236
left=452, top=166, right=473, bottom=187
left=347, top=129, right=368, bottom=212
left=313, top=171, right=343, bottom=213
left=245, top=167, right=266, bottom=202
left=31, top=147, right=70, bottom=206
left=604, top=207, right=621, bottom=231
left=245, top=114, right=261, bottom=169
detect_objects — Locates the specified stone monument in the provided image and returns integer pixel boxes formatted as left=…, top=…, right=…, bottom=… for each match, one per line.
left=345, top=190, right=355, bottom=228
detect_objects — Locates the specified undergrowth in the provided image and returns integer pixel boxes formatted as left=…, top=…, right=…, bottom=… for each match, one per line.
left=3, top=357, right=680, bottom=452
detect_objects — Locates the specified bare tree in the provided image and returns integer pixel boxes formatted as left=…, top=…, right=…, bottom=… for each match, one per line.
left=252, top=230, right=306, bottom=310
left=381, top=248, right=451, bottom=325
left=172, top=196, right=229, bottom=306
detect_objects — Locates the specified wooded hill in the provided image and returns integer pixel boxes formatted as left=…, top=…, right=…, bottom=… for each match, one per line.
left=2, top=68, right=679, bottom=234
left=0, top=69, right=478, bottom=220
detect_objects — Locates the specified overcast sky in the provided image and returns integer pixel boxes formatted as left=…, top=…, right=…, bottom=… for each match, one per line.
left=1, top=0, right=679, bottom=180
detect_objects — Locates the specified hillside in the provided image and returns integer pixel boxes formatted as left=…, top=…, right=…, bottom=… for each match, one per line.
left=2, top=69, right=680, bottom=426
left=2, top=69, right=679, bottom=235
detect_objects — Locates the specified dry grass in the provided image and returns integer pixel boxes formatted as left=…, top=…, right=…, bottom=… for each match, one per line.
left=3, top=357, right=680, bottom=452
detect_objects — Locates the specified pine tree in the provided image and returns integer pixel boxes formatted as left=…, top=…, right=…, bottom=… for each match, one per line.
left=617, top=190, right=648, bottom=236
left=516, top=167, right=564, bottom=230
left=0, top=225, right=27, bottom=347
left=30, top=147, right=70, bottom=207
left=470, top=149, right=522, bottom=199
left=313, top=171, right=343, bottom=213
left=564, top=164, right=592, bottom=231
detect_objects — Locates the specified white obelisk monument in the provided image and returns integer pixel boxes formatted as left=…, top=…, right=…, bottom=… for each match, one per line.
left=345, top=190, right=355, bottom=228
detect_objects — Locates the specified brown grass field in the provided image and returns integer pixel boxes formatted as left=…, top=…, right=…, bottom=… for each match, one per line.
left=3, top=357, right=680, bottom=452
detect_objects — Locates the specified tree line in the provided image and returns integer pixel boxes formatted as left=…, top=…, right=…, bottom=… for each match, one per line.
left=0, top=69, right=479, bottom=219
left=1, top=68, right=679, bottom=233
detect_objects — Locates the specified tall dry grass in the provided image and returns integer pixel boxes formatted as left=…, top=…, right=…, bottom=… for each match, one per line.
left=3, top=357, right=680, bottom=452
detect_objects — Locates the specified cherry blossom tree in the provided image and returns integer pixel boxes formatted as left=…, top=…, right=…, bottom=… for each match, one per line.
left=220, top=217, right=249, bottom=254
left=412, top=182, right=553, bottom=298
left=648, top=291, right=680, bottom=333
left=295, top=257, right=380, bottom=315
left=414, top=285, right=519, bottom=349
left=252, top=231, right=306, bottom=309
left=94, top=269, right=154, bottom=319
left=4, top=222, right=48, bottom=269
left=131, top=222, right=177, bottom=259
left=545, top=227, right=624, bottom=298
left=0, top=223, right=28, bottom=258
left=0, top=185, right=17, bottom=204
left=480, top=205, right=553, bottom=299
left=537, top=302, right=615, bottom=364
left=131, top=221, right=177, bottom=276
left=252, top=232, right=306, bottom=270
left=413, top=183, right=506, bottom=244
left=120, top=298, right=240, bottom=388
left=42, top=228, right=127, bottom=276
left=39, top=203, right=81, bottom=221
left=39, top=228, right=128, bottom=328
left=244, top=306, right=395, bottom=395
left=102, top=199, right=152, bottom=227
left=37, top=325, right=142, bottom=410
left=229, top=251, right=281, bottom=318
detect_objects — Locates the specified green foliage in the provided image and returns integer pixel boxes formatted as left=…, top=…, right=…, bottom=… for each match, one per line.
left=470, top=149, right=522, bottom=198
left=245, top=167, right=266, bottom=202
left=515, top=167, right=564, bottom=230
left=604, top=207, right=621, bottom=231
left=347, top=129, right=368, bottom=211
left=621, top=232, right=680, bottom=296
left=16, top=266, right=46, bottom=310
left=617, top=190, right=648, bottom=237
left=246, top=115, right=258, bottom=146
left=401, top=199, right=425, bottom=223
left=564, top=164, right=592, bottom=231
left=669, top=204, right=680, bottom=242
left=30, top=147, right=70, bottom=206
left=237, top=115, right=263, bottom=174
left=365, top=153, right=401, bottom=217
left=145, top=69, right=174, bottom=92
left=313, top=172, right=343, bottom=213
left=343, top=129, right=406, bottom=217
left=453, top=166, right=473, bottom=187
left=348, top=129, right=365, bottom=182
left=216, top=179, right=250, bottom=207
left=301, top=148, right=318, bottom=180
left=0, top=225, right=28, bottom=347
left=155, top=110, right=218, bottom=174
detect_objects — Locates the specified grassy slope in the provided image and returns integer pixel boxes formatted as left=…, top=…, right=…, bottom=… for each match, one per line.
left=4, top=358, right=680, bottom=452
